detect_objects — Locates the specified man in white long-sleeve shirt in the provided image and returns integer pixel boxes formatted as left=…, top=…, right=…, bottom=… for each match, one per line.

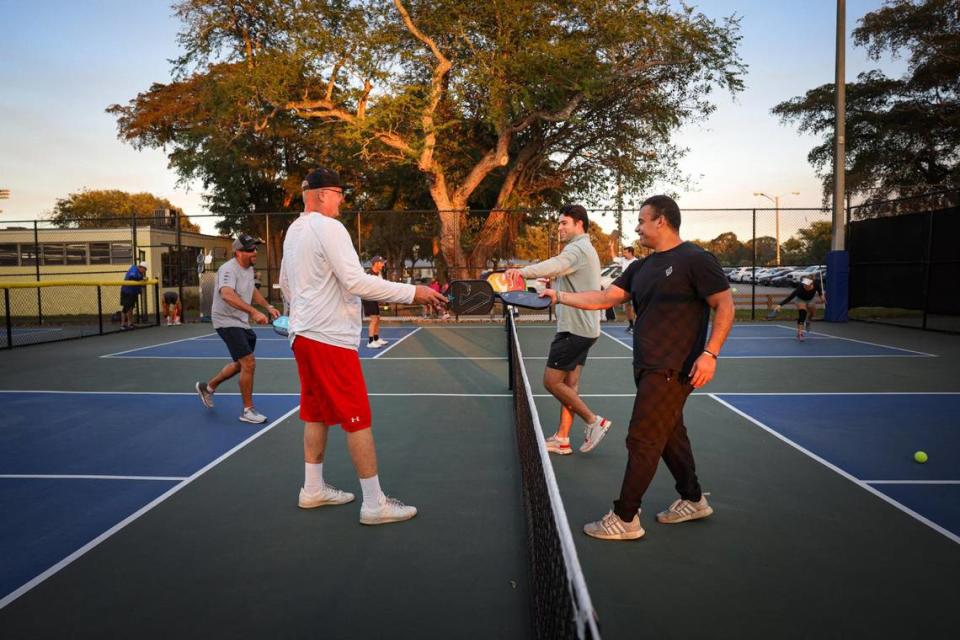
left=505, top=204, right=612, bottom=456
left=280, top=168, right=447, bottom=525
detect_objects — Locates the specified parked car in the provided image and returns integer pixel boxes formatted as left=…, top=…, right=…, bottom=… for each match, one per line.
left=758, top=267, right=795, bottom=285
left=769, top=270, right=799, bottom=288
left=787, top=265, right=826, bottom=286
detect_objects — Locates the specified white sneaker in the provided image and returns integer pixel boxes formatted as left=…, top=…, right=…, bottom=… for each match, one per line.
left=656, top=494, right=713, bottom=524
left=298, top=485, right=355, bottom=509
left=360, top=495, right=417, bottom=525
left=374, top=338, right=388, bottom=347
left=583, top=510, right=644, bottom=540
left=239, top=407, right=267, bottom=424
left=195, top=381, right=214, bottom=408
left=544, top=435, right=573, bottom=456
left=367, top=340, right=383, bottom=349
left=580, top=417, right=612, bottom=453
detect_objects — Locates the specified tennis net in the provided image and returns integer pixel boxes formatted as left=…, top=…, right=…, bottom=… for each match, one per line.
left=507, top=312, right=601, bottom=640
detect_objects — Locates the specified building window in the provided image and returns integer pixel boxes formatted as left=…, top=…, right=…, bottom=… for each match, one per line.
left=42, top=243, right=65, bottom=265
left=90, top=242, right=111, bottom=265
left=19, top=245, right=37, bottom=266
left=66, top=243, right=88, bottom=265
left=0, top=244, right=18, bottom=266
left=110, top=243, right=132, bottom=265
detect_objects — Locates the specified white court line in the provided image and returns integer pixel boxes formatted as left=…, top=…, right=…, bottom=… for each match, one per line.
left=100, top=332, right=216, bottom=358
left=600, top=328, right=930, bottom=358
left=0, top=404, right=302, bottom=611
left=0, top=474, right=187, bottom=481
left=535, top=392, right=960, bottom=397
left=708, top=394, right=959, bottom=545
left=600, top=324, right=937, bottom=360
left=0, top=390, right=507, bottom=397
left=774, top=324, right=937, bottom=357
left=865, top=480, right=960, bottom=485
left=0, top=390, right=299, bottom=396
left=372, top=326, right=422, bottom=359
left=102, top=355, right=296, bottom=360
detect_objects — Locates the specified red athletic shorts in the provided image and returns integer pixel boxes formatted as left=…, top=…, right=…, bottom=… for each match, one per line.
left=292, top=336, right=372, bottom=432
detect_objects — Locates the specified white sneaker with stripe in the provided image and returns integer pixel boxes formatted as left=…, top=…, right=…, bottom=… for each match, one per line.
left=656, top=494, right=713, bottom=524
left=583, top=510, right=644, bottom=540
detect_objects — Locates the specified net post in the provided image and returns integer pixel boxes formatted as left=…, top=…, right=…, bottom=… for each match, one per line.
left=97, top=286, right=103, bottom=335
left=4, top=287, right=12, bottom=349
left=751, top=208, right=757, bottom=320
left=176, top=210, right=184, bottom=320
left=506, top=306, right=514, bottom=391
left=33, top=220, right=42, bottom=325
left=153, top=281, right=161, bottom=326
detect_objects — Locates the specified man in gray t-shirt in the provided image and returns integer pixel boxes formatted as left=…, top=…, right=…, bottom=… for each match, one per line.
left=195, top=234, right=280, bottom=424
left=505, top=204, right=611, bottom=457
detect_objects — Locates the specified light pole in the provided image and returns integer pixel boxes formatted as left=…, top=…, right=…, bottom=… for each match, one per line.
left=753, top=191, right=799, bottom=266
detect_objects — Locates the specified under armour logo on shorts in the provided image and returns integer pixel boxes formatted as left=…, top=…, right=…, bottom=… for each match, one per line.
left=349, top=416, right=360, bottom=423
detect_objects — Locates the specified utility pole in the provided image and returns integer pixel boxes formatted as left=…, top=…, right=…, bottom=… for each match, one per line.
left=753, top=191, right=799, bottom=266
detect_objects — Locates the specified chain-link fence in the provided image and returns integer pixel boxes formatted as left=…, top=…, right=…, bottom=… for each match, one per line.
left=3, top=194, right=954, bottom=333
left=846, top=190, right=960, bottom=334
left=1, top=280, right=159, bottom=348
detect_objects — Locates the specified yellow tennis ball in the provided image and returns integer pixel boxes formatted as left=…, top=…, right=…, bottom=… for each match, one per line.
left=914, top=451, right=928, bottom=463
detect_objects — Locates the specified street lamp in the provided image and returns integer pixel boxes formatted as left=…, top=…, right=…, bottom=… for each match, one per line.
left=753, top=191, right=799, bottom=266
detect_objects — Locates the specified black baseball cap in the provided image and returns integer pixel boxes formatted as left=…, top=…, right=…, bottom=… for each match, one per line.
left=302, top=167, right=352, bottom=193
left=232, top=234, right=262, bottom=252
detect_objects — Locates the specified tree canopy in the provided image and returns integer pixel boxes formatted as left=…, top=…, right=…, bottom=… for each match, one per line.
left=773, top=0, right=959, bottom=210
left=110, top=0, right=744, bottom=271
left=49, top=189, right=199, bottom=232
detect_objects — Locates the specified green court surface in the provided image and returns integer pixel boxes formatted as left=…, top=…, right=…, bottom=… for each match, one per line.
left=1, top=321, right=958, bottom=639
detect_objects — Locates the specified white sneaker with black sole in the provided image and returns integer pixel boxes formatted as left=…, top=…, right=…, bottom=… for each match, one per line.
left=239, top=407, right=267, bottom=424
left=360, top=496, right=417, bottom=525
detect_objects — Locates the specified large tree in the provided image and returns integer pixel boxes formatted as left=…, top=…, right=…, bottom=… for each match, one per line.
left=49, top=189, right=199, bottom=232
left=773, top=0, right=960, bottom=212
left=110, top=0, right=744, bottom=271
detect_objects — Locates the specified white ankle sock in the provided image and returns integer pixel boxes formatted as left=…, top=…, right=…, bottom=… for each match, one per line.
left=304, top=463, right=324, bottom=492
left=359, top=475, right=384, bottom=509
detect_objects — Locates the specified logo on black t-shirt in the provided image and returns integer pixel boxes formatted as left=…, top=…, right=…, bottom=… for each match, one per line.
left=665, top=266, right=673, bottom=277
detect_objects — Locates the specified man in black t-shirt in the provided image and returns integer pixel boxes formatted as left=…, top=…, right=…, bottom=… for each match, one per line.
left=775, top=276, right=825, bottom=340
left=542, top=195, right=735, bottom=541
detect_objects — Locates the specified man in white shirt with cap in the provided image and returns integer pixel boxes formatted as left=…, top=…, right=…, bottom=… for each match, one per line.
left=280, top=167, right=446, bottom=525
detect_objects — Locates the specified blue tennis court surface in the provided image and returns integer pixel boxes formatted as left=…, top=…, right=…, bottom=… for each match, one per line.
left=0, top=391, right=300, bottom=604
left=713, top=393, right=960, bottom=542
left=102, top=326, right=419, bottom=359
left=603, top=323, right=933, bottom=357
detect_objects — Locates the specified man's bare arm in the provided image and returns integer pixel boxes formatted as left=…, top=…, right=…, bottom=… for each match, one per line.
left=542, top=285, right=630, bottom=309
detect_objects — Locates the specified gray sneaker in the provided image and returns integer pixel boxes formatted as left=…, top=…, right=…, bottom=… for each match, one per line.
left=360, top=496, right=417, bottom=525
left=583, top=510, right=644, bottom=540
left=298, top=485, right=355, bottom=509
left=195, top=381, right=214, bottom=408
left=579, top=417, right=612, bottom=453
left=239, top=407, right=267, bottom=424
left=656, top=495, right=713, bottom=524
